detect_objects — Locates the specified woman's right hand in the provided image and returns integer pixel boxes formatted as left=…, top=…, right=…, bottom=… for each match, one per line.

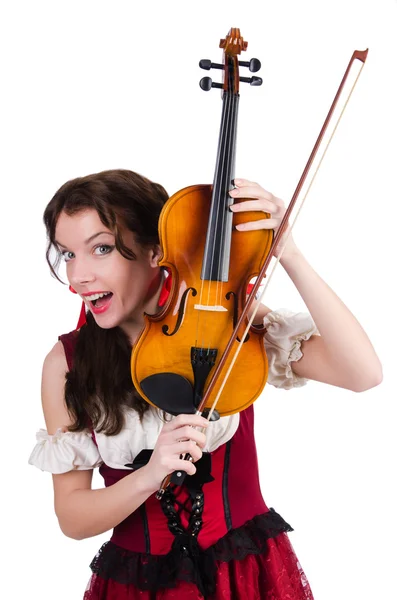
left=142, top=414, right=209, bottom=491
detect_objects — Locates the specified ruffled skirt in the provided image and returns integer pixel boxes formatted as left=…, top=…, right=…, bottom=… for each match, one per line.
left=83, top=511, right=314, bottom=600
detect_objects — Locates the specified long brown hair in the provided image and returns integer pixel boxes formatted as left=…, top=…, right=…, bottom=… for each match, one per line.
left=44, top=169, right=168, bottom=435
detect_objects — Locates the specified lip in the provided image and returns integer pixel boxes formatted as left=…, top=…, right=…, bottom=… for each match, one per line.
left=82, top=290, right=111, bottom=297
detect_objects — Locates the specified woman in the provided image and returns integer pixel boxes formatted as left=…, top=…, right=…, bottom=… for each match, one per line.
left=29, top=169, right=382, bottom=599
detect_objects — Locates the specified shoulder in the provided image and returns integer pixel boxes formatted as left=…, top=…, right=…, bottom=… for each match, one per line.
left=43, top=340, right=69, bottom=379
left=43, top=328, right=80, bottom=374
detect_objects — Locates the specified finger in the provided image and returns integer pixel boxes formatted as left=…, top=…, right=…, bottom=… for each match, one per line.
left=230, top=199, right=277, bottom=214
left=160, top=427, right=206, bottom=448
left=166, top=414, right=209, bottom=431
left=232, top=178, right=257, bottom=187
left=171, top=441, right=203, bottom=461
left=173, top=426, right=207, bottom=447
left=235, top=218, right=281, bottom=231
left=230, top=184, right=275, bottom=202
left=170, top=458, right=196, bottom=476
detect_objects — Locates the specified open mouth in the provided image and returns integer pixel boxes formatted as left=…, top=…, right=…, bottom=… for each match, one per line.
left=85, top=292, right=113, bottom=313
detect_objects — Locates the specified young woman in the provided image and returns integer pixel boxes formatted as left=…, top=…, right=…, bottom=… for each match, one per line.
left=29, top=168, right=382, bottom=599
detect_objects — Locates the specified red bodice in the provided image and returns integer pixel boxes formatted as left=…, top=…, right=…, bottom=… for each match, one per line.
left=59, top=300, right=314, bottom=599
left=95, top=404, right=267, bottom=555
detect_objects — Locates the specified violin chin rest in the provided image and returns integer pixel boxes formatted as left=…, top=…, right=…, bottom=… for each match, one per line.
left=140, top=373, right=195, bottom=416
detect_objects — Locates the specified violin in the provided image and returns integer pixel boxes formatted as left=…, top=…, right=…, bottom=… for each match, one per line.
left=130, top=29, right=368, bottom=497
left=131, top=28, right=272, bottom=419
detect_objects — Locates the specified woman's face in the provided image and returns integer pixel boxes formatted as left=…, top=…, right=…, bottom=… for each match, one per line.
left=55, top=208, right=161, bottom=340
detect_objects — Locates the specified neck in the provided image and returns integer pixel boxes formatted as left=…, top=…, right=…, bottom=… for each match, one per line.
left=143, top=267, right=165, bottom=314
left=121, top=267, right=163, bottom=344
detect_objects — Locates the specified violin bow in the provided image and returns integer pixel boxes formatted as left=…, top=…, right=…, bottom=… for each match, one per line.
left=201, top=49, right=369, bottom=420
left=156, top=48, right=368, bottom=498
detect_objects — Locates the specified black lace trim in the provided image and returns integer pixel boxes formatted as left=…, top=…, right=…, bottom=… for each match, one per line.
left=89, top=508, right=293, bottom=596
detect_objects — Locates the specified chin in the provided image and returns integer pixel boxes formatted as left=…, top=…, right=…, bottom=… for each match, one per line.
left=91, top=312, right=122, bottom=330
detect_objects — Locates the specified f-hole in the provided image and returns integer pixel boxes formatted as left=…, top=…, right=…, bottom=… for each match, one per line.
left=225, top=291, right=250, bottom=343
left=162, top=287, right=197, bottom=337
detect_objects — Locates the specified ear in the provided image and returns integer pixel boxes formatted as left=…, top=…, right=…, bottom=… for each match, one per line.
left=149, top=244, right=162, bottom=267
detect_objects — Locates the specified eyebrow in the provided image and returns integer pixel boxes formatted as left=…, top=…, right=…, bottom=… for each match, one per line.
left=56, top=231, right=114, bottom=249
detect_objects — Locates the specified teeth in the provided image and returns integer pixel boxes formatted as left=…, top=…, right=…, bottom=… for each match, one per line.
left=85, top=292, right=111, bottom=302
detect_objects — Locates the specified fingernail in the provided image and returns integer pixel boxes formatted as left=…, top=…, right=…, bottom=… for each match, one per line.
left=234, top=178, right=242, bottom=185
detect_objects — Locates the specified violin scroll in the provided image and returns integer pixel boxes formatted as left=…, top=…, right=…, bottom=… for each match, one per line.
left=199, top=28, right=262, bottom=94
left=219, top=28, right=248, bottom=54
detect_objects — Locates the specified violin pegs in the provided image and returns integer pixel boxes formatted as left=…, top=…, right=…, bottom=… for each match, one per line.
left=249, top=58, right=261, bottom=72
left=199, top=59, right=212, bottom=70
left=199, top=77, right=223, bottom=91
left=239, top=76, right=263, bottom=86
left=250, top=76, right=263, bottom=86
left=199, top=77, right=212, bottom=91
left=238, top=58, right=261, bottom=72
left=200, top=58, right=260, bottom=73
left=199, top=59, right=225, bottom=71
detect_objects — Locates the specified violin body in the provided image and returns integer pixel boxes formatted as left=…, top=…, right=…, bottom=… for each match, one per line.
left=131, top=183, right=273, bottom=416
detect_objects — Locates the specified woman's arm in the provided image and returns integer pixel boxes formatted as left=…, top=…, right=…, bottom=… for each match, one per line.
left=39, top=343, right=207, bottom=540
left=52, top=465, right=156, bottom=540
left=253, top=249, right=382, bottom=392
left=41, top=343, right=156, bottom=540
left=279, top=248, right=382, bottom=391
left=231, top=179, right=383, bottom=392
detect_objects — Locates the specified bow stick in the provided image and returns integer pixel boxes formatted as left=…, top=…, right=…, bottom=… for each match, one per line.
left=156, top=48, right=368, bottom=499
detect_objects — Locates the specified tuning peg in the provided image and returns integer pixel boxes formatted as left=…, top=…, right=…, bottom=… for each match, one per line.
left=238, top=58, right=261, bottom=72
left=199, top=77, right=223, bottom=91
left=199, top=59, right=225, bottom=71
left=240, top=76, right=263, bottom=86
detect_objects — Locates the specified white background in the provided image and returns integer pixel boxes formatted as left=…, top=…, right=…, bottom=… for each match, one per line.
left=2, top=1, right=396, bottom=599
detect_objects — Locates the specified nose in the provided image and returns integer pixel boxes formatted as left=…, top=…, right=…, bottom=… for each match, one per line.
left=68, top=257, right=96, bottom=288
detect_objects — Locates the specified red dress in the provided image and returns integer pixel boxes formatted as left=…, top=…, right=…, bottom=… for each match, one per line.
left=58, top=327, right=314, bottom=600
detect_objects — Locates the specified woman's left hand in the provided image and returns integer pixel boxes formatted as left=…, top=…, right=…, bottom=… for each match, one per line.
left=229, top=178, right=298, bottom=260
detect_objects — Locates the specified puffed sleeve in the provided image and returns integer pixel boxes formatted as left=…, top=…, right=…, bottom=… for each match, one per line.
left=28, top=428, right=103, bottom=474
left=263, top=308, right=319, bottom=390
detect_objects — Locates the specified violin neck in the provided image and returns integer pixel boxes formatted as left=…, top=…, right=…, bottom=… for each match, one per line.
left=201, top=90, right=239, bottom=282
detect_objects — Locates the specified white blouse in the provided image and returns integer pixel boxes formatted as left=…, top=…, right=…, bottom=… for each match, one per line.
left=28, top=308, right=318, bottom=475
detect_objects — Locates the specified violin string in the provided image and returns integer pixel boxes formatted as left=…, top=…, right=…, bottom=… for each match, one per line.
left=212, top=89, right=235, bottom=351
left=214, top=89, right=233, bottom=328
left=217, top=91, right=238, bottom=349
left=211, top=91, right=228, bottom=348
left=212, top=88, right=237, bottom=353
left=195, top=88, right=227, bottom=348
left=201, top=90, right=232, bottom=350
left=205, top=58, right=367, bottom=420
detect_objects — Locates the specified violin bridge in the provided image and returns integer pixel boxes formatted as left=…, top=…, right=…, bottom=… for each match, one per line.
left=194, top=304, right=228, bottom=311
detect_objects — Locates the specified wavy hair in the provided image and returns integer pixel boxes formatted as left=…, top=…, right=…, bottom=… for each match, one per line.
left=43, top=169, right=168, bottom=434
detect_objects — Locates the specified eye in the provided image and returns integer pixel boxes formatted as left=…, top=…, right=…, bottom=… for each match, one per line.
left=94, top=244, right=114, bottom=256
left=61, top=250, right=75, bottom=262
